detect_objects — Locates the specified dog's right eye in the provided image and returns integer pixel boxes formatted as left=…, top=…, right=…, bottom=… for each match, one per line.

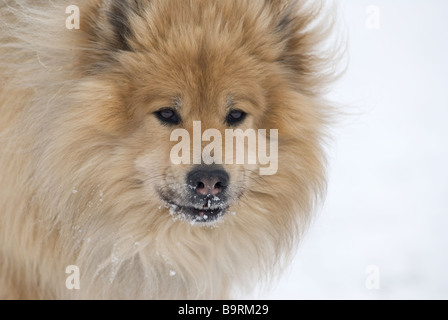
left=226, top=109, right=247, bottom=126
left=154, top=108, right=181, bottom=126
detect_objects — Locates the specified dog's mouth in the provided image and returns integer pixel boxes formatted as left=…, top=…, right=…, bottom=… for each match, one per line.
left=161, top=197, right=229, bottom=224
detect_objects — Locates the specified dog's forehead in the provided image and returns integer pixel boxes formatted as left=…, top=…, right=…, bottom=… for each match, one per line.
left=177, top=95, right=233, bottom=109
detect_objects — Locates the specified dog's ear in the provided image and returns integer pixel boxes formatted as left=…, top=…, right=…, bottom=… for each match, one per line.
left=104, top=0, right=137, bottom=52
left=266, top=0, right=335, bottom=94
left=83, top=0, right=146, bottom=53
left=266, top=0, right=299, bottom=35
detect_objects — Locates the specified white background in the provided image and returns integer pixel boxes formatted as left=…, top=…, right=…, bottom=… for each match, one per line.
left=260, top=0, right=448, bottom=300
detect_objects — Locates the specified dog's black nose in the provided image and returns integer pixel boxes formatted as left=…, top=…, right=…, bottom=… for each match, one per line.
left=187, top=167, right=229, bottom=196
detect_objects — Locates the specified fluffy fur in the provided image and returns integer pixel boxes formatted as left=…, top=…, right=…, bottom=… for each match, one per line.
left=0, top=0, right=338, bottom=299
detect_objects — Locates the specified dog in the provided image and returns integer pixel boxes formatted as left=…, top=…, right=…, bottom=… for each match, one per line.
left=0, top=0, right=337, bottom=299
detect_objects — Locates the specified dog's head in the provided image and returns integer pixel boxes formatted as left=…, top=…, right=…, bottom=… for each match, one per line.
left=68, top=0, right=330, bottom=229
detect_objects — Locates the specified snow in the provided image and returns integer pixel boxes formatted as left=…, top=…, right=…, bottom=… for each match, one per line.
left=255, top=0, right=448, bottom=300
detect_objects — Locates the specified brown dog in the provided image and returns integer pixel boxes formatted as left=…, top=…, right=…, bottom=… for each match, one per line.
left=0, top=0, right=337, bottom=299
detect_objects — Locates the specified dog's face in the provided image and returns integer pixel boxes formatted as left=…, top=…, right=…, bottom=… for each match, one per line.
left=129, top=44, right=270, bottom=224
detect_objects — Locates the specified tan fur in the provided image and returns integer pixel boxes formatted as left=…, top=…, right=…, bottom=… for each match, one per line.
left=0, top=0, right=338, bottom=299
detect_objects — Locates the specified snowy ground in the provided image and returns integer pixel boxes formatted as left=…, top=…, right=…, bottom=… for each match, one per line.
left=257, top=0, right=448, bottom=300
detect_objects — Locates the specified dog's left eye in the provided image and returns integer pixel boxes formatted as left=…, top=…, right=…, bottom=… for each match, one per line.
left=226, top=110, right=247, bottom=126
left=155, top=108, right=181, bottom=125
